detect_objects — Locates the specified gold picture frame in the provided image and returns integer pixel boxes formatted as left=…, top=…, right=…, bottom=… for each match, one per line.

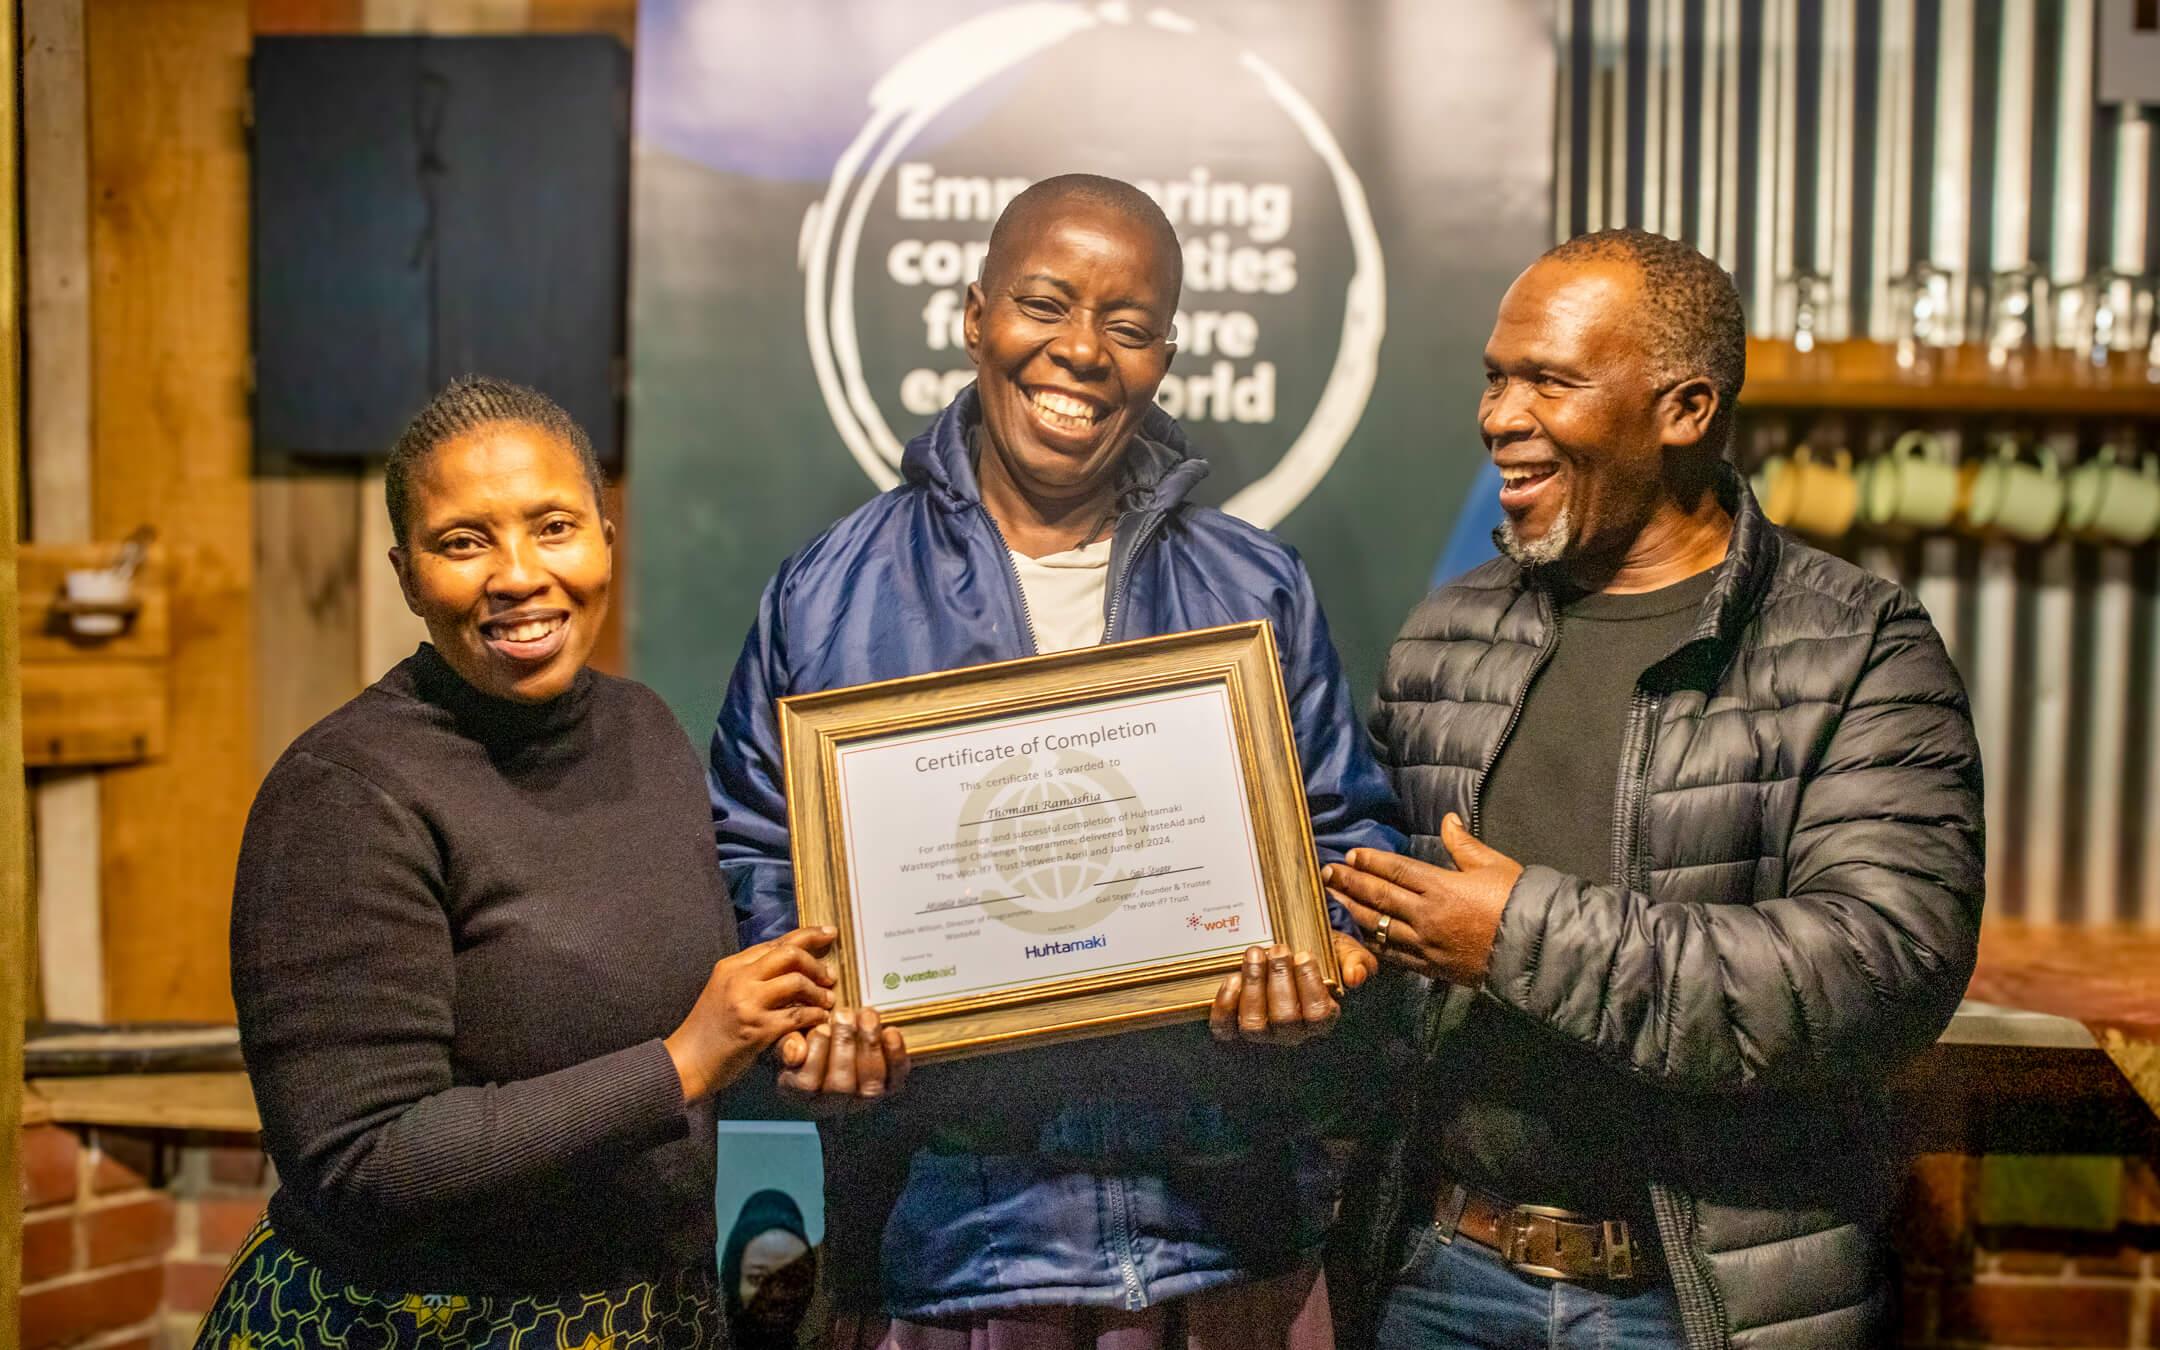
left=778, top=620, right=1336, bottom=1062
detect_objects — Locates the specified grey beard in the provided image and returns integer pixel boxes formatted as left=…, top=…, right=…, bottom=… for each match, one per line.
left=1495, top=502, right=1573, bottom=567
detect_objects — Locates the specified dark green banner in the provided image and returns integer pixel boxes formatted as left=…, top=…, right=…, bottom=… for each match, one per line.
left=629, top=0, right=1551, bottom=731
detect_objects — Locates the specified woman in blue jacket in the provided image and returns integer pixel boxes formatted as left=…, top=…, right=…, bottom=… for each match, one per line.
left=710, top=175, right=1400, bottom=1348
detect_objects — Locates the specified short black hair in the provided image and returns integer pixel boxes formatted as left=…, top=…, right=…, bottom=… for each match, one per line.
left=981, top=173, right=1184, bottom=302
left=1543, top=228, right=1747, bottom=450
left=384, top=375, right=604, bottom=544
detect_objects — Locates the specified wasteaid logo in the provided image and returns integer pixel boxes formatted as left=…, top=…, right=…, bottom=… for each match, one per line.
left=884, top=965, right=956, bottom=990
left=800, top=1, right=1386, bottom=528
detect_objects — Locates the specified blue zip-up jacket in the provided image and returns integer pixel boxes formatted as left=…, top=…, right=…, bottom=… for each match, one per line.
left=708, top=387, right=1401, bottom=1316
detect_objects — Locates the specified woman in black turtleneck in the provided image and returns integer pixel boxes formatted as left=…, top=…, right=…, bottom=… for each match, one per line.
left=196, top=378, right=893, bottom=1350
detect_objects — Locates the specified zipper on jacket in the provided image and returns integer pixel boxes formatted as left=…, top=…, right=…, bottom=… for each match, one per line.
left=974, top=504, right=1042, bottom=657
left=1098, top=1109, right=1150, bottom=1311
left=1101, top=509, right=1167, bottom=644
left=1468, top=587, right=1561, bottom=839
left=1651, top=1182, right=1728, bottom=1350
left=1104, top=1178, right=1148, bottom=1311
left=1608, top=687, right=1658, bottom=890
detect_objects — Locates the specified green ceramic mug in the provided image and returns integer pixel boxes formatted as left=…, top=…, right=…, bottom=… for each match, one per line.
left=1963, top=441, right=2065, bottom=542
left=2064, top=444, right=2160, bottom=544
left=1860, top=431, right=1959, bottom=532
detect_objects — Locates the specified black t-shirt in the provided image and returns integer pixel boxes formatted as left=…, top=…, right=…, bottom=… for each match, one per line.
left=1424, top=563, right=1722, bottom=1221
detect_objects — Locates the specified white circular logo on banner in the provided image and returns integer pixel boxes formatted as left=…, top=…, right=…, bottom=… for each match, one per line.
left=798, top=1, right=1386, bottom=528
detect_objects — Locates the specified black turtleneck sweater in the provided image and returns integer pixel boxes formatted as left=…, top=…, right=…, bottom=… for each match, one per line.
left=231, top=644, right=734, bottom=1294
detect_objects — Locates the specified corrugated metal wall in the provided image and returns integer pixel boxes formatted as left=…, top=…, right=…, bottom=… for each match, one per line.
left=1557, top=0, right=2160, bottom=926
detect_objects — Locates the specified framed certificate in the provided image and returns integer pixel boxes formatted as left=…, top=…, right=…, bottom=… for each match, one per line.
left=779, top=621, right=1336, bottom=1062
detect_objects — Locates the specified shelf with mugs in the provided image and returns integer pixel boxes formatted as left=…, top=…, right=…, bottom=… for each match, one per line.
left=1741, top=338, right=2160, bottom=417
left=1750, top=432, right=2160, bottom=548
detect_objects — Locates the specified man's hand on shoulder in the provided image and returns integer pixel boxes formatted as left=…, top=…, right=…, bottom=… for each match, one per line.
left=1325, top=814, right=1520, bottom=986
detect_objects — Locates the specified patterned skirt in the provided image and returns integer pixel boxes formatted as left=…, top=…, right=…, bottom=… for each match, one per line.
left=193, top=1220, right=724, bottom=1350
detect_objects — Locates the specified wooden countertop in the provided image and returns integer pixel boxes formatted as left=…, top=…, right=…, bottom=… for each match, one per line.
left=1967, top=921, right=2160, bottom=1114
left=22, top=1070, right=260, bottom=1134
left=10, top=927, right=2151, bottom=1144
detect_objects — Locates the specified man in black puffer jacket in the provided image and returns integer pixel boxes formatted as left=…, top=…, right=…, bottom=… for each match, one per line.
left=1325, top=229, right=1983, bottom=1349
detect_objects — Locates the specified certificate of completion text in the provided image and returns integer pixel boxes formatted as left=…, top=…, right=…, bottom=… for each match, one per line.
left=833, top=683, right=1269, bottom=1009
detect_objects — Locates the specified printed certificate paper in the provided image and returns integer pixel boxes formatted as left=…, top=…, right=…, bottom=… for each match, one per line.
left=779, top=622, right=1335, bottom=1060
left=839, top=684, right=1265, bottom=1010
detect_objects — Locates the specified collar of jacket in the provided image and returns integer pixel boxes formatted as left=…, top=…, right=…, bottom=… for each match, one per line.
left=899, top=383, right=1212, bottom=517
left=1512, top=460, right=1782, bottom=688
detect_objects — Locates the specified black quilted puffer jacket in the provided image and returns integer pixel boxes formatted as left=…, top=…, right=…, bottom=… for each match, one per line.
left=1331, top=467, right=1984, bottom=1349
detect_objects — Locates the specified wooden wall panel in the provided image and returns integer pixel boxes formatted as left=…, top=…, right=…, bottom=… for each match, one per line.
left=530, top=0, right=636, bottom=43
left=357, top=465, right=427, bottom=681
left=23, top=0, right=92, bottom=545
left=253, top=471, right=362, bottom=771
left=363, top=0, right=531, bottom=32
left=251, top=0, right=363, bottom=32
left=87, top=0, right=255, bottom=1021
left=5, top=0, right=33, bottom=1329
left=594, top=476, right=626, bottom=674
left=23, top=0, right=108, bottom=1023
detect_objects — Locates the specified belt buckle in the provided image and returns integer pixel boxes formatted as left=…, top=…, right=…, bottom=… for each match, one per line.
left=1602, top=1219, right=1636, bottom=1282
left=1501, top=1204, right=1580, bottom=1281
left=1502, top=1205, right=1635, bottom=1283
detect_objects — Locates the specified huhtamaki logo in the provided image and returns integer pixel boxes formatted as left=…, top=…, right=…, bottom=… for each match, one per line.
left=1185, top=912, right=1242, bottom=932
left=1025, top=935, right=1108, bottom=960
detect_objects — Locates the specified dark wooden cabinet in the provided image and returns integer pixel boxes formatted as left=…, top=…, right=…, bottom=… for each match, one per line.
left=252, top=36, right=629, bottom=464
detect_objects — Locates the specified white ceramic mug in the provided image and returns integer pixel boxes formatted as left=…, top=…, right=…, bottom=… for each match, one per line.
left=62, top=567, right=132, bottom=637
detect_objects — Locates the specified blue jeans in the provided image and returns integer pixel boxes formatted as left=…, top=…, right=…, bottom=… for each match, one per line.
left=1376, top=1223, right=1688, bottom=1349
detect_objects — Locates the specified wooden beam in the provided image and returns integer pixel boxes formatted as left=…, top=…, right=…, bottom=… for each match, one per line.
left=87, top=0, right=255, bottom=1021
left=4, top=0, right=34, bottom=1337
left=363, top=0, right=531, bottom=32
left=251, top=0, right=364, bottom=31
left=591, top=476, right=626, bottom=675
left=529, top=0, right=635, bottom=42
left=21, top=0, right=107, bottom=1024
left=357, top=466, right=426, bottom=682
left=23, top=0, right=91, bottom=544
left=29, top=777, right=104, bottom=1018
left=254, top=470, right=362, bottom=772
left=26, top=1071, right=261, bottom=1134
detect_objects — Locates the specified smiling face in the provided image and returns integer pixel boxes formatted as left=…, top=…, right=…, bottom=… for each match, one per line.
left=1480, top=257, right=1691, bottom=568
left=963, top=199, right=1179, bottom=517
left=389, top=422, right=612, bottom=703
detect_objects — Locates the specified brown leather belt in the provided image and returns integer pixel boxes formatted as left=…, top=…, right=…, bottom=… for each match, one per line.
left=1429, top=1172, right=1651, bottom=1285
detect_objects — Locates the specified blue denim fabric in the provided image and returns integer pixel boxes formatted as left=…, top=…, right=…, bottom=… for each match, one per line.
left=1376, top=1225, right=1687, bottom=1350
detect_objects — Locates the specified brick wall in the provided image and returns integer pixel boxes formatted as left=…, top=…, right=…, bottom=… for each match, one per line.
left=16, top=1123, right=274, bottom=1350
left=1898, top=1152, right=2160, bottom=1349
left=22, top=1123, right=2160, bottom=1347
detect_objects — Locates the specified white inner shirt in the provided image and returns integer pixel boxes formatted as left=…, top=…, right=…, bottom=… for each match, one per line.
left=1009, top=537, right=1113, bottom=653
